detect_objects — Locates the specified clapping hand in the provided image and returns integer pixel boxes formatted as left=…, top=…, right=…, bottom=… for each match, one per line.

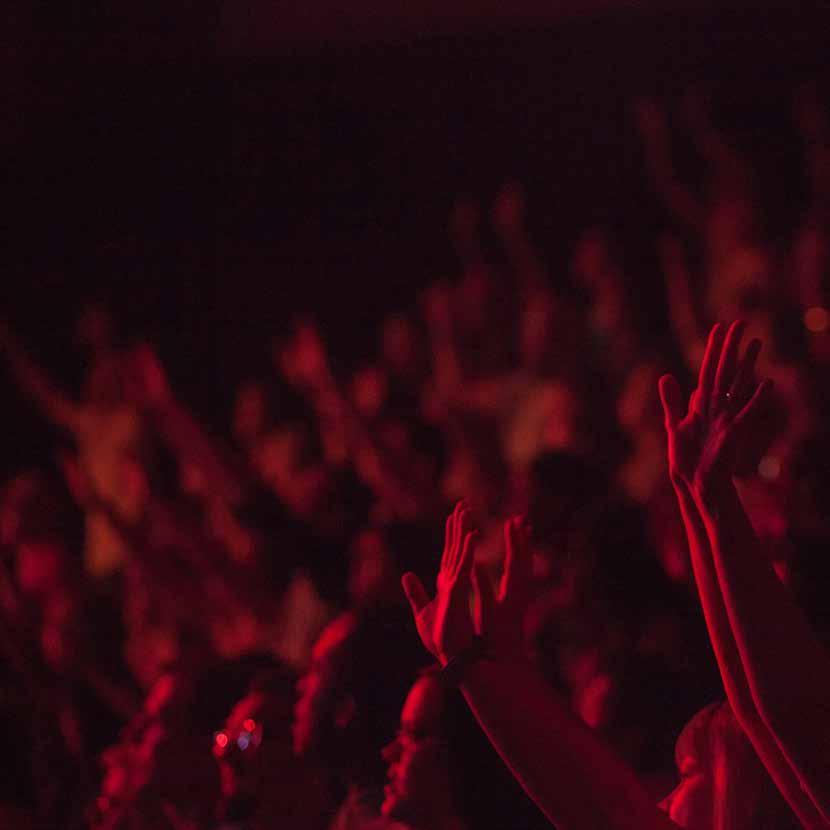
left=402, top=501, right=478, bottom=666
left=403, top=505, right=534, bottom=667
left=473, top=516, right=533, bottom=660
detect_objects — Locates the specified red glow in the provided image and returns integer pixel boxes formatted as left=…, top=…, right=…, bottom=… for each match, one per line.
left=215, top=731, right=229, bottom=748
left=804, top=306, right=830, bottom=333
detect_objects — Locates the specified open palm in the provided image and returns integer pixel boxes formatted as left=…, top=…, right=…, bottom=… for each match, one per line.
left=660, top=321, right=771, bottom=494
left=402, top=501, right=478, bottom=665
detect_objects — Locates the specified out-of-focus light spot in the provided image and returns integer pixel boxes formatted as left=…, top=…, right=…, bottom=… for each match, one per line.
left=804, top=306, right=830, bottom=333
left=215, top=732, right=228, bottom=748
left=758, top=455, right=781, bottom=481
left=237, top=734, right=250, bottom=750
left=243, top=719, right=256, bottom=732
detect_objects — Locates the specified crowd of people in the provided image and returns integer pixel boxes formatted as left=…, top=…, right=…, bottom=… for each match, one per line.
left=1, top=88, right=830, bottom=828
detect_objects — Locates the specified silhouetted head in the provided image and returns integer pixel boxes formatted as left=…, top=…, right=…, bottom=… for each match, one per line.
left=382, top=670, right=550, bottom=829
left=292, top=609, right=423, bottom=789
left=661, top=702, right=801, bottom=830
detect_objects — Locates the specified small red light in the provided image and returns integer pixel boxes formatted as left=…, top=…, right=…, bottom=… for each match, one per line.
left=215, top=732, right=229, bottom=748
left=243, top=719, right=256, bottom=732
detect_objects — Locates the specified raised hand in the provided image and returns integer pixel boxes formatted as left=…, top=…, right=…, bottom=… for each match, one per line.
left=125, top=343, right=171, bottom=409
left=473, top=516, right=533, bottom=660
left=277, top=319, right=330, bottom=388
left=659, top=321, right=772, bottom=495
left=401, top=501, right=478, bottom=665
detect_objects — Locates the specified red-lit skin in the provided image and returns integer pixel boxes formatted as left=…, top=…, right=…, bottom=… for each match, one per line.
left=658, top=704, right=756, bottom=830
left=402, top=504, right=679, bottom=830
left=91, top=672, right=220, bottom=829
left=276, top=317, right=441, bottom=520
left=380, top=312, right=422, bottom=380
left=380, top=675, right=460, bottom=830
left=661, top=322, right=830, bottom=826
left=15, top=540, right=66, bottom=598
left=660, top=766, right=710, bottom=830
left=253, top=424, right=330, bottom=518
left=348, top=528, right=397, bottom=606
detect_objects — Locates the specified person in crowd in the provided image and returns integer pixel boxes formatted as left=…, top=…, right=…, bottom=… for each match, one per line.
left=0, top=317, right=146, bottom=579
left=381, top=668, right=551, bottom=830
left=659, top=321, right=830, bottom=825
left=402, top=499, right=808, bottom=829
left=293, top=609, right=426, bottom=829
left=214, top=665, right=332, bottom=829
left=3, top=84, right=830, bottom=828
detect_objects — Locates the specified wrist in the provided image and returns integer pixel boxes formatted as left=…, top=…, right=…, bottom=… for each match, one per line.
left=439, top=636, right=487, bottom=686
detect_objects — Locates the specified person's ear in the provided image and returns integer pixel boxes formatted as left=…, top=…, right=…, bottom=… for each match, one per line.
left=334, top=695, right=357, bottom=730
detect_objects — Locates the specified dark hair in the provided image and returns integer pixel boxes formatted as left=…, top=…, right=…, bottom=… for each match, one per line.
left=675, top=702, right=802, bottom=830
left=324, top=608, right=428, bottom=788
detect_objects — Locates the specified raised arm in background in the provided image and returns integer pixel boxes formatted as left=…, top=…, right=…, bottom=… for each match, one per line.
left=681, top=91, right=750, bottom=182
left=659, top=234, right=706, bottom=373
left=401, top=503, right=680, bottom=830
left=635, top=98, right=704, bottom=231
left=660, top=321, right=828, bottom=828
left=491, top=181, right=549, bottom=300
left=0, top=322, right=82, bottom=433
left=126, top=344, right=245, bottom=506
left=662, top=320, right=830, bottom=822
left=278, top=320, right=426, bottom=518
left=794, top=83, right=830, bottom=208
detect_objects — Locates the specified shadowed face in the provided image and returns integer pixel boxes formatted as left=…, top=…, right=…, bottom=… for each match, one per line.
left=292, top=614, right=356, bottom=757
left=381, top=676, right=448, bottom=824
left=660, top=755, right=713, bottom=829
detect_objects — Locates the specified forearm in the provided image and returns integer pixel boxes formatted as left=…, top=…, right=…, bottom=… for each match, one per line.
left=695, top=479, right=830, bottom=818
left=674, top=479, right=825, bottom=827
left=459, top=657, right=678, bottom=830
left=149, top=398, right=244, bottom=504
left=1, top=336, right=79, bottom=431
left=641, top=134, right=702, bottom=230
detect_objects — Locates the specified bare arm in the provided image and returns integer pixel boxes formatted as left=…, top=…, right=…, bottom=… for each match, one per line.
left=0, top=324, right=81, bottom=432
left=402, top=506, right=681, bottom=830
left=697, top=477, right=830, bottom=821
left=278, top=322, right=424, bottom=517
left=491, top=181, right=548, bottom=299
left=682, top=91, right=748, bottom=177
left=635, top=98, right=704, bottom=231
left=128, top=345, right=245, bottom=505
left=659, top=323, right=827, bottom=827
left=665, top=321, right=830, bottom=822
left=458, top=657, right=679, bottom=830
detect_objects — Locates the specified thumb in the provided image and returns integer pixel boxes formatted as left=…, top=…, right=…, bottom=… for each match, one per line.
left=402, top=572, right=430, bottom=615
left=473, top=562, right=496, bottom=630
left=659, top=374, right=683, bottom=431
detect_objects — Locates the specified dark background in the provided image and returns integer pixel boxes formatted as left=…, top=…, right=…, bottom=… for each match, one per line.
left=4, top=2, right=829, bottom=474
